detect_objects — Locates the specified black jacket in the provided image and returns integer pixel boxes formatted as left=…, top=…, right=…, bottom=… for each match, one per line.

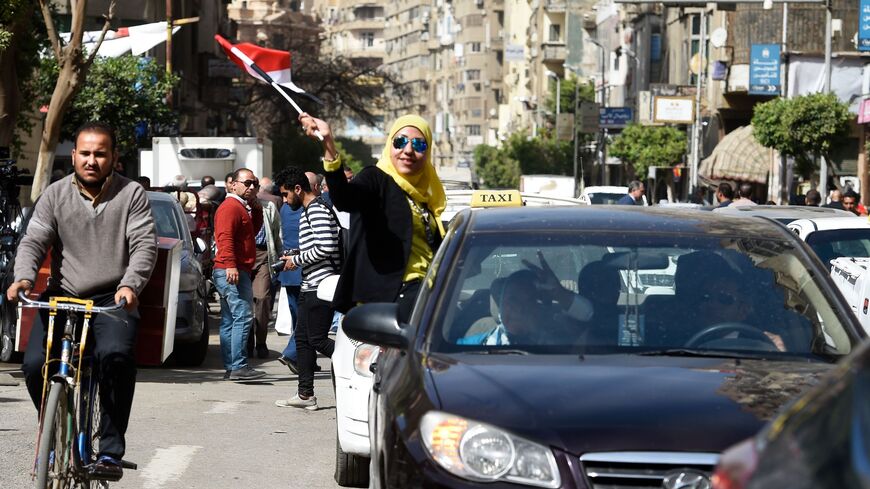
left=325, top=165, right=442, bottom=313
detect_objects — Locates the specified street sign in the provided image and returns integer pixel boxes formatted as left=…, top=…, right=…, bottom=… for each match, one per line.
left=578, top=102, right=600, bottom=134
left=749, top=44, right=781, bottom=95
left=653, top=96, right=694, bottom=124
left=599, top=107, right=633, bottom=128
left=556, top=113, right=574, bottom=141
left=861, top=0, right=870, bottom=51
left=505, top=44, right=525, bottom=62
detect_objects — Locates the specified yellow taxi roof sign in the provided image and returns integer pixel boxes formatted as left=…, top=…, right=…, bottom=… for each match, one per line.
left=470, top=190, right=524, bottom=208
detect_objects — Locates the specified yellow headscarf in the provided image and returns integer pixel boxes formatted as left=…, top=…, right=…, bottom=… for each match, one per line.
left=376, top=115, right=446, bottom=236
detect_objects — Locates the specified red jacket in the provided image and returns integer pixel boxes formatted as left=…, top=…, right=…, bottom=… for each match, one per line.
left=213, top=196, right=263, bottom=272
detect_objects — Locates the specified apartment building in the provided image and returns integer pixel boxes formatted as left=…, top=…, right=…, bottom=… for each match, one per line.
left=315, top=0, right=387, bottom=159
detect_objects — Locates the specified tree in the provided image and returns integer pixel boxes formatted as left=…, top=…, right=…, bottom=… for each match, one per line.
left=544, top=79, right=595, bottom=122
left=32, top=0, right=117, bottom=200
left=29, top=55, right=178, bottom=168
left=473, top=143, right=520, bottom=189
left=0, top=1, right=46, bottom=153
left=752, top=93, right=852, bottom=178
left=609, top=123, right=687, bottom=178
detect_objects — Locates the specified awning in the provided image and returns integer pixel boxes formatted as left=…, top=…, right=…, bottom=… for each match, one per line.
left=699, top=125, right=771, bottom=184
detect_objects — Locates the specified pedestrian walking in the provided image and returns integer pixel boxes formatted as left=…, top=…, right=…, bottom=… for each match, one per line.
left=274, top=166, right=341, bottom=410
left=249, top=195, right=282, bottom=359
left=213, top=168, right=266, bottom=381
left=616, top=181, right=645, bottom=206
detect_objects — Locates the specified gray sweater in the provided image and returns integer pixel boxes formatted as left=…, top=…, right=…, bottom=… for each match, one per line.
left=14, top=174, right=158, bottom=297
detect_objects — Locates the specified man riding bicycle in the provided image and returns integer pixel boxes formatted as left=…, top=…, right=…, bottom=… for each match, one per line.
left=6, top=121, right=157, bottom=481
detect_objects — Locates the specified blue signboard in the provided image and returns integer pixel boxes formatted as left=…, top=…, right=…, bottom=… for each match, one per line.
left=749, top=44, right=781, bottom=95
left=861, top=0, right=870, bottom=51
left=599, top=107, right=633, bottom=128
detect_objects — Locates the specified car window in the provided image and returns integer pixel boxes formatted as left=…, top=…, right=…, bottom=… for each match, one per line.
left=430, top=232, right=853, bottom=359
left=806, top=229, right=870, bottom=266
left=150, top=200, right=183, bottom=240
left=587, top=193, right=624, bottom=205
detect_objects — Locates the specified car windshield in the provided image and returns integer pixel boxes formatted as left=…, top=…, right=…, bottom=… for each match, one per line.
left=805, top=229, right=870, bottom=266
left=587, top=193, right=624, bottom=205
left=150, top=199, right=183, bottom=240
left=429, top=232, right=854, bottom=359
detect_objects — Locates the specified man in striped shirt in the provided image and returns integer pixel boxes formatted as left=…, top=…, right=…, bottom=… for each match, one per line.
left=273, top=166, right=341, bottom=410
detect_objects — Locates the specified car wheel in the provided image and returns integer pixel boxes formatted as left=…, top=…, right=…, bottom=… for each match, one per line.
left=0, top=302, right=21, bottom=363
left=334, top=434, right=370, bottom=487
left=174, top=305, right=210, bottom=367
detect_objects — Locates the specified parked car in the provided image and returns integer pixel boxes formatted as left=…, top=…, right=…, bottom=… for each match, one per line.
left=711, top=339, right=870, bottom=489
left=147, top=191, right=210, bottom=366
left=788, top=216, right=870, bottom=269
left=345, top=206, right=863, bottom=489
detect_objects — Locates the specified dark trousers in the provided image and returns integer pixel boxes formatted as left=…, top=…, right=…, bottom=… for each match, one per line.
left=250, top=248, right=275, bottom=350
left=21, top=291, right=138, bottom=459
left=396, top=280, right=422, bottom=324
left=295, top=291, right=334, bottom=397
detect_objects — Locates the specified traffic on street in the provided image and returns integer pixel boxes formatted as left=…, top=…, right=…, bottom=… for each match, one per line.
left=3, top=0, right=870, bottom=487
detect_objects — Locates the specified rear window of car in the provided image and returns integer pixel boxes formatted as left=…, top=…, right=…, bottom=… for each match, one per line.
left=806, top=228, right=870, bottom=266
left=427, top=232, right=853, bottom=359
left=150, top=199, right=183, bottom=240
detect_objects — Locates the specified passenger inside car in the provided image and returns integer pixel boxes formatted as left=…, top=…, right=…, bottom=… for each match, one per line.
left=457, top=270, right=578, bottom=345
left=576, top=261, right=622, bottom=345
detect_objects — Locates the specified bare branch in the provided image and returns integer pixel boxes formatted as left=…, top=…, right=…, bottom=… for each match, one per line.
left=37, top=0, right=62, bottom=60
left=86, top=0, right=116, bottom=65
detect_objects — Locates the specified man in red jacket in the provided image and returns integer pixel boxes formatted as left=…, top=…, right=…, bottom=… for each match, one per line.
left=214, top=168, right=266, bottom=381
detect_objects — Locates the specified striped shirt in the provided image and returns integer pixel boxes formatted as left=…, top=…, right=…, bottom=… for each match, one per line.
left=292, top=199, right=341, bottom=292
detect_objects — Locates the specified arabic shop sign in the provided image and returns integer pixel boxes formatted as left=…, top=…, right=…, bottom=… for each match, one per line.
left=749, top=44, right=780, bottom=95
left=861, top=0, right=870, bottom=51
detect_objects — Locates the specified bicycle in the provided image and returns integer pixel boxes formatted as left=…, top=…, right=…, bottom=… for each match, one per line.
left=19, top=292, right=137, bottom=488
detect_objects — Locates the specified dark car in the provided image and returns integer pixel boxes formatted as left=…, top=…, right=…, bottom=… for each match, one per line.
left=344, top=206, right=863, bottom=489
left=712, top=339, right=870, bottom=489
left=147, top=192, right=210, bottom=366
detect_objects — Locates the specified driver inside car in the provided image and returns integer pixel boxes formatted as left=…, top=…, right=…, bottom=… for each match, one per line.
left=666, top=251, right=786, bottom=352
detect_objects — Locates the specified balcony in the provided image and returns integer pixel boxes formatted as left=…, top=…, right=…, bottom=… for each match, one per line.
left=542, top=44, right=566, bottom=62
left=544, top=0, right=566, bottom=12
left=341, top=17, right=386, bottom=30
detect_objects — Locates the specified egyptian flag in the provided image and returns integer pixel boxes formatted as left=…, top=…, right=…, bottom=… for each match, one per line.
left=215, top=34, right=318, bottom=102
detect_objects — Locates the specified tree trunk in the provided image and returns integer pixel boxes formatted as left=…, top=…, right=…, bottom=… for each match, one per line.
left=31, top=58, right=85, bottom=201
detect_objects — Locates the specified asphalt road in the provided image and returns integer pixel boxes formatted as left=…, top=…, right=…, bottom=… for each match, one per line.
left=0, top=307, right=342, bottom=489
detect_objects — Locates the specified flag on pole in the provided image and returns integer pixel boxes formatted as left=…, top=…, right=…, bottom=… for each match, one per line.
left=214, top=35, right=309, bottom=95
left=60, top=22, right=181, bottom=58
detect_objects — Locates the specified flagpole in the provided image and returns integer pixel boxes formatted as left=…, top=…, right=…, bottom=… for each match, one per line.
left=229, top=46, right=324, bottom=142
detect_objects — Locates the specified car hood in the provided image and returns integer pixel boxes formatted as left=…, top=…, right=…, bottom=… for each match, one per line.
left=426, top=353, right=834, bottom=455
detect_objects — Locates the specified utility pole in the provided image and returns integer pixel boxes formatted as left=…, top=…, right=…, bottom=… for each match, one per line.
left=819, top=0, right=833, bottom=200
left=689, top=8, right=707, bottom=195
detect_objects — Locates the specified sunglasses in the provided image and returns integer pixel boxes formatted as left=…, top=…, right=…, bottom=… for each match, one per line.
left=392, top=135, right=428, bottom=153
left=237, top=179, right=259, bottom=188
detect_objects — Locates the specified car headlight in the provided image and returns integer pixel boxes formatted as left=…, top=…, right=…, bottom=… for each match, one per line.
left=352, top=344, right=379, bottom=378
left=421, top=411, right=560, bottom=488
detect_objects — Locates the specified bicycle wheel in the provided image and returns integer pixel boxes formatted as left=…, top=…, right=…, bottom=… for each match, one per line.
left=36, top=381, right=73, bottom=489
left=80, top=373, right=107, bottom=489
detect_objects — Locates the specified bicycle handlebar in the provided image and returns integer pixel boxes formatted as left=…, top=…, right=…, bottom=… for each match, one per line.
left=17, top=291, right=127, bottom=313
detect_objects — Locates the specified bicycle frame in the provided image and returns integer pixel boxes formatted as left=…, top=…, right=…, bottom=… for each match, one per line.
left=20, top=293, right=125, bottom=487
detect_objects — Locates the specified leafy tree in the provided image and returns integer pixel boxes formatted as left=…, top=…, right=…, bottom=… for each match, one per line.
left=32, top=0, right=116, bottom=200
left=0, top=1, right=48, bottom=152
left=752, top=93, right=852, bottom=178
left=473, top=144, right=520, bottom=189
left=609, top=123, right=687, bottom=177
left=544, top=79, right=595, bottom=117
left=30, top=55, right=178, bottom=167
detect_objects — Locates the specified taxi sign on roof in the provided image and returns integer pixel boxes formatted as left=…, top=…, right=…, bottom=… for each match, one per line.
left=470, top=190, right=523, bottom=208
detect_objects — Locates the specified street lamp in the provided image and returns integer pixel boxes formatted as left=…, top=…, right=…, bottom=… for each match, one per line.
left=546, top=70, right=561, bottom=116
left=586, top=37, right=608, bottom=183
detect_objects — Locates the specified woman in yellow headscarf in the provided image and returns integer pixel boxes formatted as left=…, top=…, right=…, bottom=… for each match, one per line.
left=298, top=112, right=446, bottom=322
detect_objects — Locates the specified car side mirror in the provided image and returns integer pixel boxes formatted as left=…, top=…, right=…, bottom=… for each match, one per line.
left=194, top=237, right=207, bottom=254
left=343, top=303, right=410, bottom=349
